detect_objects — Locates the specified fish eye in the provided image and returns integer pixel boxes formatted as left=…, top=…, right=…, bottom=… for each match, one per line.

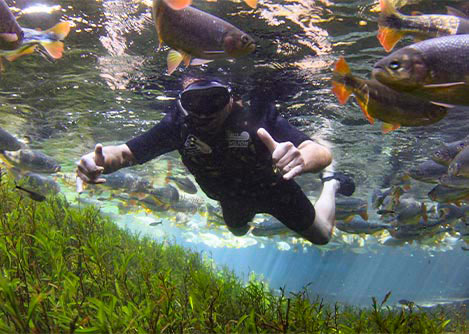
left=241, top=35, right=250, bottom=44
left=388, top=60, right=400, bottom=70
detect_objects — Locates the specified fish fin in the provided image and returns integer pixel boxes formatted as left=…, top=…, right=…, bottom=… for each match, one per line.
left=410, top=11, right=423, bottom=16
left=377, top=27, right=404, bottom=52
left=356, top=98, right=375, bottom=124
left=243, top=0, right=258, bottom=9
left=334, top=56, right=350, bottom=76
left=359, top=212, right=369, bottom=221
left=167, top=49, right=183, bottom=75
left=40, top=41, right=64, bottom=59
left=4, top=45, right=36, bottom=61
left=45, top=22, right=71, bottom=40
left=421, top=203, right=428, bottom=223
left=331, top=81, right=352, bottom=105
left=446, top=6, right=468, bottom=18
left=163, top=0, right=192, bottom=10
left=379, top=0, right=398, bottom=16
left=190, top=58, right=213, bottom=66
left=344, top=216, right=354, bottom=223
left=430, top=101, right=456, bottom=108
left=381, top=122, right=400, bottom=134
left=182, top=53, right=192, bottom=67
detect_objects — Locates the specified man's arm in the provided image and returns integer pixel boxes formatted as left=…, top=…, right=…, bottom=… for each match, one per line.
left=76, top=143, right=136, bottom=184
left=297, top=140, right=332, bottom=174
left=257, top=128, right=332, bottom=180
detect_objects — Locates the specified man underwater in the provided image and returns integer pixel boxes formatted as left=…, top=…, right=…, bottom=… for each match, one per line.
left=77, top=77, right=355, bottom=245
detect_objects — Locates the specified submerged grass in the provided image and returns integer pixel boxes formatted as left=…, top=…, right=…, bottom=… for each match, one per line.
left=0, top=172, right=467, bottom=333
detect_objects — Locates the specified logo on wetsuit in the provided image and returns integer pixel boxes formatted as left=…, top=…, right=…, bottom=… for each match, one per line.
left=226, top=130, right=250, bottom=148
left=183, top=135, right=212, bottom=156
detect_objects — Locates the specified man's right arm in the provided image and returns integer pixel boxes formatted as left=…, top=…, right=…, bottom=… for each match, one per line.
left=76, top=143, right=136, bottom=184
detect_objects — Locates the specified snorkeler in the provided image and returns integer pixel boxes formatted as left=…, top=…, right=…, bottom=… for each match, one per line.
left=76, top=77, right=355, bottom=245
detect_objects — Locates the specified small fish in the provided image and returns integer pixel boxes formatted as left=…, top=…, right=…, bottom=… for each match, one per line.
left=439, top=174, right=469, bottom=189
left=149, top=221, right=163, bottom=226
left=15, top=184, right=46, bottom=202
left=0, top=127, right=22, bottom=151
left=332, top=57, right=450, bottom=133
left=153, top=0, right=255, bottom=75
left=431, top=138, right=469, bottom=166
left=448, top=146, right=469, bottom=178
left=372, top=35, right=469, bottom=106
left=377, top=0, right=469, bottom=52
left=408, top=159, right=447, bottom=184
left=428, top=184, right=469, bottom=204
left=0, top=21, right=70, bottom=71
left=168, top=175, right=198, bottom=194
left=336, top=215, right=392, bottom=235
left=1, top=149, right=61, bottom=173
left=335, top=195, right=368, bottom=221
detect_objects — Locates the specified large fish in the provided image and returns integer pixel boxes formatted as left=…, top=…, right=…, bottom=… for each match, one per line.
left=448, top=146, right=469, bottom=178
left=1, top=149, right=61, bottom=173
left=332, top=57, right=450, bottom=133
left=153, top=0, right=255, bottom=75
left=428, top=184, right=469, bottom=204
left=336, top=216, right=391, bottom=235
left=0, top=127, right=22, bottom=151
left=377, top=0, right=469, bottom=52
left=372, top=35, right=469, bottom=106
left=163, top=0, right=257, bottom=11
left=0, top=21, right=70, bottom=71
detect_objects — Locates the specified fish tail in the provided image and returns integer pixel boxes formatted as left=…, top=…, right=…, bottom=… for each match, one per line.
left=243, top=0, right=258, bottom=9
left=163, top=0, right=192, bottom=10
left=378, top=0, right=404, bottom=52
left=40, top=41, right=64, bottom=59
left=331, top=57, right=352, bottom=105
left=4, top=45, right=36, bottom=62
left=46, top=22, right=71, bottom=40
left=381, top=122, right=400, bottom=134
left=167, top=49, right=183, bottom=75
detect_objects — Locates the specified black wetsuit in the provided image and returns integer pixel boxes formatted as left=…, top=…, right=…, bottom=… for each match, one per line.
left=126, top=103, right=316, bottom=233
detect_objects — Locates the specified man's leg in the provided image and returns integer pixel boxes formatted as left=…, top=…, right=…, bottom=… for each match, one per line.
left=220, top=199, right=255, bottom=236
left=299, top=172, right=355, bottom=245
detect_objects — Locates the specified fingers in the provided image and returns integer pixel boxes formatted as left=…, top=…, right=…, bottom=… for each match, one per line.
left=257, top=128, right=278, bottom=153
left=94, top=143, right=105, bottom=166
left=76, top=143, right=106, bottom=186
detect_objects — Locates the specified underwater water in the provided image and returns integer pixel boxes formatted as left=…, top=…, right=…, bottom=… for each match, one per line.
left=1, top=0, right=468, bottom=308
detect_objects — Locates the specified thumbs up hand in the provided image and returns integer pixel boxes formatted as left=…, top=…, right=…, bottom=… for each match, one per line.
left=257, top=128, right=305, bottom=180
left=76, top=143, right=106, bottom=184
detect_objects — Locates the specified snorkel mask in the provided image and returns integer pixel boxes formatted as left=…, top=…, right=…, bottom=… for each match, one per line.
left=177, top=80, right=231, bottom=117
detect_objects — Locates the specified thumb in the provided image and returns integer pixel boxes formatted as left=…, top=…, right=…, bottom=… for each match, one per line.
left=257, top=128, right=278, bottom=153
left=94, top=144, right=105, bottom=167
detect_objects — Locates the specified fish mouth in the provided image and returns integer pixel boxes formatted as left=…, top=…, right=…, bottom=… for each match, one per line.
left=371, top=66, right=385, bottom=79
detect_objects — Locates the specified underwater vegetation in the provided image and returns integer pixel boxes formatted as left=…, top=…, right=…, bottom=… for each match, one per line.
left=0, top=171, right=466, bottom=333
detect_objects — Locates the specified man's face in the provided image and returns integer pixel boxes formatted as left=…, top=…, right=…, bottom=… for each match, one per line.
left=179, top=81, right=232, bottom=134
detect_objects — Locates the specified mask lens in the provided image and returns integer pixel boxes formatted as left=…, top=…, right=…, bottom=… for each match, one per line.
left=180, top=86, right=230, bottom=115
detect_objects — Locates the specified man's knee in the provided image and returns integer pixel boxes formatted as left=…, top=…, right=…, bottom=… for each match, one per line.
left=227, top=224, right=250, bottom=236
left=297, top=226, right=331, bottom=245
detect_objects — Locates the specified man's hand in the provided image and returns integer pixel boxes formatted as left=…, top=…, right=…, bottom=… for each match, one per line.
left=257, top=128, right=305, bottom=180
left=76, top=144, right=106, bottom=185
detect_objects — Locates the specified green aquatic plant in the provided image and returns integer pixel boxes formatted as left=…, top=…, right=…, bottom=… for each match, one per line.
left=0, top=171, right=466, bottom=333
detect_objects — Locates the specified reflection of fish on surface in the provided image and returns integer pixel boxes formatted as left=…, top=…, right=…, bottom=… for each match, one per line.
left=431, top=137, right=469, bottom=167
left=0, top=127, right=23, bottom=151
left=372, top=35, right=469, bottom=106
left=152, top=0, right=255, bottom=75
left=408, top=159, right=447, bottom=184
left=379, top=196, right=428, bottom=225
left=335, top=195, right=368, bottom=221
left=377, top=0, right=469, bottom=52
left=332, top=57, right=450, bottom=133
left=336, top=215, right=392, bottom=235
left=171, top=192, right=207, bottom=214
left=1, top=149, right=61, bottom=173
left=388, top=219, right=452, bottom=242
left=0, top=21, right=70, bottom=71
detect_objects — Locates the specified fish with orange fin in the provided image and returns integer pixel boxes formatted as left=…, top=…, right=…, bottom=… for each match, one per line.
left=152, top=0, right=255, bottom=75
left=373, top=34, right=469, bottom=106
left=331, top=56, right=450, bottom=133
left=163, top=0, right=257, bottom=11
left=377, top=0, right=469, bottom=52
left=0, top=21, right=70, bottom=71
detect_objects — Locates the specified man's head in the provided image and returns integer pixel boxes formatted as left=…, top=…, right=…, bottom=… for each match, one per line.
left=177, top=79, right=233, bottom=133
